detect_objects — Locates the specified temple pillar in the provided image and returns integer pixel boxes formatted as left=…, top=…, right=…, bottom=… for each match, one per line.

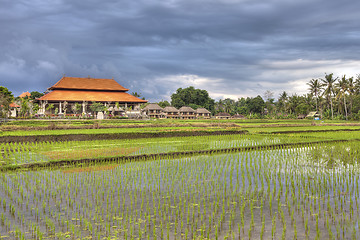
left=59, top=102, right=62, bottom=114
left=41, top=100, right=47, bottom=115
left=82, top=101, right=87, bottom=114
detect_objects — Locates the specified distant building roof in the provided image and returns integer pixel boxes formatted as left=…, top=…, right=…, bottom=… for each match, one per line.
left=37, top=76, right=147, bottom=103
left=19, top=92, right=30, bottom=98
left=49, top=76, right=129, bottom=91
left=216, top=112, right=231, bottom=117
left=143, top=103, right=163, bottom=110
left=178, top=106, right=195, bottom=112
left=9, top=103, right=20, bottom=108
left=163, top=106, right=178, bottom=112
left=196, top=108, right=211, bottom=114
left=37, top=90, right=147, bottom=103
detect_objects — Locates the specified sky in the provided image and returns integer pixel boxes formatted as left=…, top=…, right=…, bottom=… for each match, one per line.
left=1, top=0, right=360, bottom=102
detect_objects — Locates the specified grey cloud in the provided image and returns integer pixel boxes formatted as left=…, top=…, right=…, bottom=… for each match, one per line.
left=1, top=0, right=360, bottom=99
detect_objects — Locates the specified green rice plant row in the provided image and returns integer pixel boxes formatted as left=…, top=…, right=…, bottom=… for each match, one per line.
left=1, top=142, right=360, bottom=239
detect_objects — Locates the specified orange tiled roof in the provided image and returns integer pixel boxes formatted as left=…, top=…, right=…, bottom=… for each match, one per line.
left=9, top=103, right=20, bottom=108
left=19, top=92, right=31, bottom=98
left=38, top=90, right=147, bottom=103
left=49, top=77, right=129, bottom=91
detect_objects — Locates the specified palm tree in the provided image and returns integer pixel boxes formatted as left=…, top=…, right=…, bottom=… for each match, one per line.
left=222, top=98, right=235, bottom=114
left=277, top=91, right=288, bottom=114
left=355, top=74, right=360, bottom=95
left=347, top=76, right=355, bottom=116
left=288, top=94, right=299, bottom=115
left=321, top=73, right=337, bottom=120
left=335, top=75, right=349, bottom=120
left=307, top=78, right=322, bottom=111
left=215, top=99, right=225, bottom=113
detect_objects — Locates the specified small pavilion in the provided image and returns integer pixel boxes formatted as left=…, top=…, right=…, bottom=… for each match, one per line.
left=37, top=76, right=147, bottom=116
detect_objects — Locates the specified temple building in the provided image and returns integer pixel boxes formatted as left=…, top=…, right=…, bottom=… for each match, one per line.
left=37, top=76, right=147, bottom=117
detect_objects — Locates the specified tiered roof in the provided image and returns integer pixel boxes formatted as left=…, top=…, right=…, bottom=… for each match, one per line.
left=38, top=76, right=147, bottom=103
left=38, top=90, right=146, bottom=102
left=49, top=77, right=129, bottom=91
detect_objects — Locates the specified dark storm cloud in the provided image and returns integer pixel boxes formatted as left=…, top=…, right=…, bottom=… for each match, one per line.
left=1, top=0, right=360, bottom=100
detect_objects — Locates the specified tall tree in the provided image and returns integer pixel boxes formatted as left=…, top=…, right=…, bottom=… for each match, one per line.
left=277, top=91, right=288, bottom=114
left=171, top=87, right=215, bottom=113
left=215, top=99, right=225, bottom=113
left=0, top=86, right=14, bottom=118
left=158, top=100, right=170, bottom=108
left=347, top=76, right=355, bottom=116
left=246, top=95, right=265, bottom=115
left=335, top=75, right=349, bottom=120
left=321, top=73, right=337, bottom=120
left=19, top=98, right=30, bottom=117
left=223, top=98, right=235, bottom=114
left=131, top=92, right=145, bottom=100
left=30, top=91, right=44, bottom=100
left=355, top=74, right=360, bottom=95
left=307, top=78, right=322, bottom=111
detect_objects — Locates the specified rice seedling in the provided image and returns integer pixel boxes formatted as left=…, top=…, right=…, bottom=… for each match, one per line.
left=0, top=128, right=360, bottom=239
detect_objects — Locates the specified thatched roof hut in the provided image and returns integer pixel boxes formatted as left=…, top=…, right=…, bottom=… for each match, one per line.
left=178, top=106, right=196, bottom=113
left=196, top=108, right=211, bottom=114
left=142, top=103, right=163, bottom=111
left=215, top=112, right=231, bottom=119
left=163, top=106, right=179, bottom=113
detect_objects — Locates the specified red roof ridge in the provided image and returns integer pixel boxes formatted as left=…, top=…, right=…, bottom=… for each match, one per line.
left=49, top=76, right=129, bottom=92
left=37, top=90, right=147, bottom=103
left=19, top=92, right=31, bottom=98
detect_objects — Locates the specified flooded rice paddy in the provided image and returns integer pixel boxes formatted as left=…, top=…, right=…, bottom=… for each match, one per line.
left=1, top=142, right=360, bottom=239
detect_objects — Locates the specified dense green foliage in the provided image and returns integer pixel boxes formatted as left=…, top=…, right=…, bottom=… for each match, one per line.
left=0, top=86, right=14, bottom=118
left=214, top=73, right=360, bottom=120
left=30, top=91, right=44, bottom=100
left=89, top=102, right=106, bottom=113
left=171, top=86, right=215, bottom=112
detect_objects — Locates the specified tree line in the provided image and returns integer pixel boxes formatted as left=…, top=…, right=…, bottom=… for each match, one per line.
left=164, top=73, right=360, bottom=120
left=2, top=72, right=360, bottom=119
